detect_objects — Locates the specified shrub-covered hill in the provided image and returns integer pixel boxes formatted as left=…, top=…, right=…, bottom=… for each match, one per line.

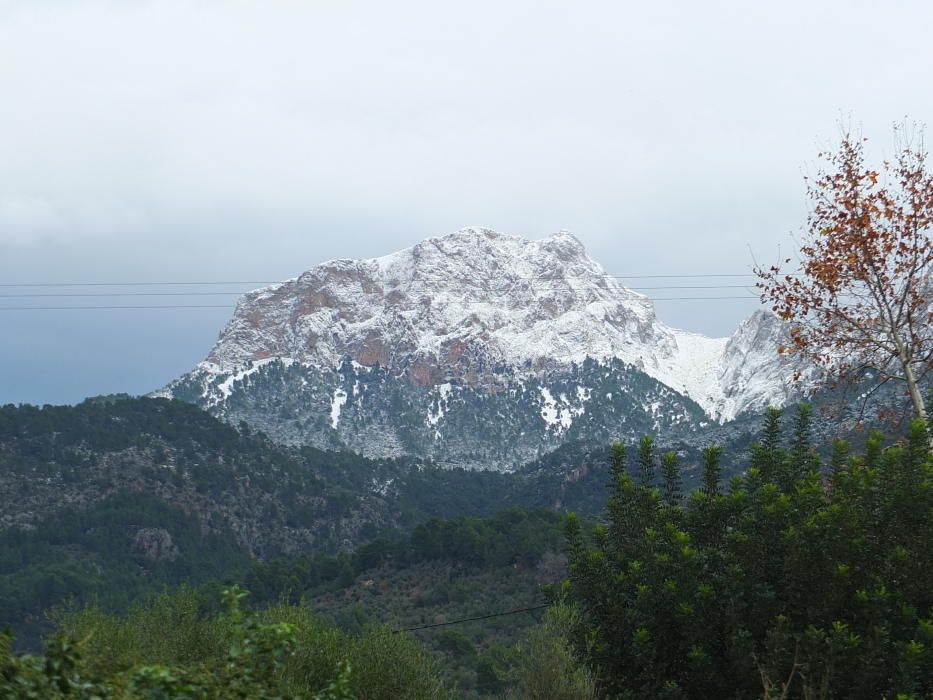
left=4, top=403, right=930, bottom=699
left=0, top=395, right=610, bottom=547
left=1, top=396, right=381, bottom=558
left=2, top=506, right=569, bottom=698
left=0, top=395, right=893, bottom=657
left=0, top=396, right=598, bottom=647
left=244, top=508, right=568, bottom=697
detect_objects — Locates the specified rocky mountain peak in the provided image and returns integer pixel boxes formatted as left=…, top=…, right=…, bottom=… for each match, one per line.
left=202, top=227, right=665, bottom=385
left=167, top=228, right=800, bottom=459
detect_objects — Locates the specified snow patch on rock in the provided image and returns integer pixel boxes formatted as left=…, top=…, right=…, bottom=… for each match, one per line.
left=169, top=228, right=798, bottom=422
left=330, top=388, right=348, bottom=429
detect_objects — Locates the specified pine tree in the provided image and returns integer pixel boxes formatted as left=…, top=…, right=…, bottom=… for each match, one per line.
left=787, top=403, right=819, bottom=486
left=609, top=441, right=627, bottom=487
left=904, top=418, right=929, bottom=485
left=752, top=407, right=785, bottom=485
left=701, top=445, right=722, bottom=498
left=864, top=430, right=884, bottom=469
left=660, top=451, right=682, bottom=508
left=762, top=407, right=782, bottom=453
left=828, top=438, right=849, bottom=493
left=637, top=436, right=655, bottom=488
left=790, top=403, right=813, bottom=460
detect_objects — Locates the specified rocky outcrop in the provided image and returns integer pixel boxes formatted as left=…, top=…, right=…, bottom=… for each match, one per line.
left=132, top=527, right=179, bottom=561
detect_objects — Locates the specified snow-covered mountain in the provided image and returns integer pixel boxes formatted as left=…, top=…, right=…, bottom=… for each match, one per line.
left=161, top=228, right=798, bottom=468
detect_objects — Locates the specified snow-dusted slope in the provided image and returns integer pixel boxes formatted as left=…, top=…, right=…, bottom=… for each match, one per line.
left=184, top=227, right=792, bottom=421
left=715, top=310, right=805, bottom=420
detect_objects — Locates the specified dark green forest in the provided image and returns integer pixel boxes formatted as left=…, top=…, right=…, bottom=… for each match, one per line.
left=2, top=400, right=932, bottom=698
left=563, top=409, right=933, bottom=698
left=0, top=396, right=634, bottom=648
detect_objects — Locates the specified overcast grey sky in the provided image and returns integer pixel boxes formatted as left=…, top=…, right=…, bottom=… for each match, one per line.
left=2, top=0, right=931, bottom=405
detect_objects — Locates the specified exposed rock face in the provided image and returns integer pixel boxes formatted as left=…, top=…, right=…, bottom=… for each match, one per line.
left=200, top=228, right=676, bottom=389
left=161, top=228, right=801, bottom=469
left=132, top=527, right=179, bottom=561
left=714, top=310, right=805, bottom=420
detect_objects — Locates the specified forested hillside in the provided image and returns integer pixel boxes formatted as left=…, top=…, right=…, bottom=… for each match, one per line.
left=3, top=406, right=931, bottom=698
left=0, top=394, right=911, bottom=653
left=0, top=397, right=607, bottom=648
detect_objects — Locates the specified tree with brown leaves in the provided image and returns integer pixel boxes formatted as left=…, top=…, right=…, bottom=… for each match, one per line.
left=756, top=128, right=933, bottom=422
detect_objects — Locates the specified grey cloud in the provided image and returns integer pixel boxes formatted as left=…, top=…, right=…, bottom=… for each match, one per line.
left=1, top=0, right=931, bottom=402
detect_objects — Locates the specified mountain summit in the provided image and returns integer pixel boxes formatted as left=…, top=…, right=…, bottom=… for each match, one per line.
left=162, top=228, right=796, bottom=468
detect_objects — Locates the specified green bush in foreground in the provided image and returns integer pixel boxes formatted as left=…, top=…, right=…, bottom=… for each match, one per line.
left=564, top=408, right=933, bottom=699
left=1, top=586, right=447, bottom=699
left=506, top=603, right=597, bottom=700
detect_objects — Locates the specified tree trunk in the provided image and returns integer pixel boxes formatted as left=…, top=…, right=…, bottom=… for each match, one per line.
left=891, top=326, right=927, bottom=420
left=890, top=326, right=931, bottom=447
left=903, top=362, right=927, bottom=421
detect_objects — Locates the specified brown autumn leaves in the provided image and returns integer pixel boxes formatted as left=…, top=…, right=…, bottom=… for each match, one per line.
left=755, top=127, right=933, bottom=421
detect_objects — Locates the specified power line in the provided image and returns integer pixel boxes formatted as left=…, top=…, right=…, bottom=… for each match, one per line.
left=0, top=273, right=770, bottom=310
left=412, top=272, right=758, bottom=282
left=0, top=304, right=233, bottom=311
left=0, top=273, right=787, bottom=288
left=613, top=273, right=759, bottom=279
left=603, top=284, right=757, bottom=290
left=0, top=292, right=253, bottom=298
left=635, top=296, right=757, bottom=300
left=0, top=284, right=759, bottom=299
left=393, top=603, right=550, bottom=633
left=0, top=281, right=274, bottom=288
left=0, top=297, right=761, bottom=311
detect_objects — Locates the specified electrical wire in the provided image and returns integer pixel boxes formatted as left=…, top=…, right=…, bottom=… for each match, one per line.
left=0, top=272, right=786, bottom=288
left=0, top=304, right=233, bottom=311
left=0, top=272, right=771, bottom=310
left=0, top=284, right=760, bottom=298
left=0, top=296, right=762, bottom=311
left=393, top=603, right=550, bottom=633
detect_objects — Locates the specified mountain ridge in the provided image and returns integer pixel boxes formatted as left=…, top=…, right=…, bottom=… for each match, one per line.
left=160, top=228, right=800, bottom=467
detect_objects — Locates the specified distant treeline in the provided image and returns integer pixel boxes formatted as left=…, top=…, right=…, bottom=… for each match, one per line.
left=245, top=508, right=564, bottom=603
